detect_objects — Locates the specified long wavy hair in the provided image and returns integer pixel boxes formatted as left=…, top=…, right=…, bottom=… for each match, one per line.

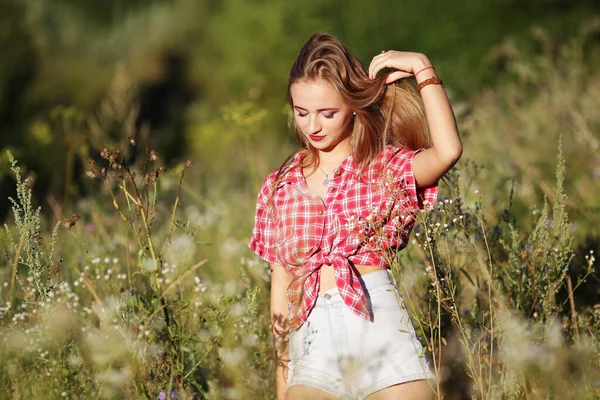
left=277, top=33, right=430, bottom=180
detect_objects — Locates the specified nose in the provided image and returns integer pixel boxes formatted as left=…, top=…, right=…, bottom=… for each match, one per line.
left=308, top=115, right=321, bottom=134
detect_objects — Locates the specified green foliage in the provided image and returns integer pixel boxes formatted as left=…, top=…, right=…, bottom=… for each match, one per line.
left=498, top=139, right=574, bottom=319
left=2, top=153, right=61, bottom=302
left=1, top=149, right=274, bottom=398
left=394, top=143, right=597, bottom=398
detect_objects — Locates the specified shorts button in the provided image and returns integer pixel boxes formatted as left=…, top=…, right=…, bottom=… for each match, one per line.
left=323, top=293, right=332, bottom=300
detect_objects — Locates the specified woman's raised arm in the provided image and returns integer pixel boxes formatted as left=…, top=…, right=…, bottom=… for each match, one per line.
left=369, top=51, right=462, bottom=187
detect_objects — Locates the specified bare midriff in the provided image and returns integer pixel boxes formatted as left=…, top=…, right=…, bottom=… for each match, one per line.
left=318, top=264, right=388, bottom=292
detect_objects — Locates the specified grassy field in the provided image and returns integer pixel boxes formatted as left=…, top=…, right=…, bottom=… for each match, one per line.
left=1, top=29, right=599, bottom=400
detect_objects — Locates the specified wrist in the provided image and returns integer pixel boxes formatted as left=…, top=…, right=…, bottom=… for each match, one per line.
left=412, top=54, right=432, bottom=73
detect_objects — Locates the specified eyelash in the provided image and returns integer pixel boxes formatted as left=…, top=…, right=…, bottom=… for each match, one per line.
left=297, top=112, right=336, bottom=119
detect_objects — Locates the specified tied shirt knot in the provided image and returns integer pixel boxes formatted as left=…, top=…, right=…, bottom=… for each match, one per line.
left=287, top=252, right=371, bottom=330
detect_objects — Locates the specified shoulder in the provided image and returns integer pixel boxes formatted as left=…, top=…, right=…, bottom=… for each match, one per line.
left=364, top=145, right=416, bottom=172
left=382, top=145, right=416, bottom=162
left=257, top=150, right=304, bottom=198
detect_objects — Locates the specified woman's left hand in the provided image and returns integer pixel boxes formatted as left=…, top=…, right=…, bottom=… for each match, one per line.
left=368, top=51, right=433, bottom=83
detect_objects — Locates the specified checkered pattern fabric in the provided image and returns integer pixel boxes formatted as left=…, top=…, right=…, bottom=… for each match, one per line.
left=249, top=145, right=438, bottom=330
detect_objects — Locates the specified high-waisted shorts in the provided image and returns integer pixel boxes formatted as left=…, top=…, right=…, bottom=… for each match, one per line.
left=287, top=269, right=435, bottom=399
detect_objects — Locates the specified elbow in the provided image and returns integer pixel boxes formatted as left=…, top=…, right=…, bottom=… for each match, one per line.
left=449, top=142, right=463, bottom=165
left=438, top=142, right=463, bottom=169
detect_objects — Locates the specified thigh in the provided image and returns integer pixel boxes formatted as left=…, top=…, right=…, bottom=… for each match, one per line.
left=364, top=379, right=436, bottom=400
left=286, top=384, right=342, bottom=400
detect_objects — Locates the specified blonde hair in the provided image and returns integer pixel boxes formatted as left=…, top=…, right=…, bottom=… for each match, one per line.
left=282, top=33, right=429, bottom=173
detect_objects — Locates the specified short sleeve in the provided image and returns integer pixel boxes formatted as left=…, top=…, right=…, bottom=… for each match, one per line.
left=387, top=147, right=438, bottom=211
left=248, top=173, right=280, bottom=264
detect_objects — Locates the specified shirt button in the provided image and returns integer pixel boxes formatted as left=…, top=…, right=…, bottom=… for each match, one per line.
left=323, top=293, right=332, bottom=300
left=318, top=210, right=324, bottom=215
left=334, top=170, right=341, bottom=177
left=330, top=187, right=336, bottom=192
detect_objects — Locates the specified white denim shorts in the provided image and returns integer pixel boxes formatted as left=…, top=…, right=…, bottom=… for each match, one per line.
left=287, top=269, right=435, bottom=399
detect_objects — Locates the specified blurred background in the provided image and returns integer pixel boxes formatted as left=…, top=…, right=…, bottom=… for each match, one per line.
left=0, top=0, right=599, bottom=276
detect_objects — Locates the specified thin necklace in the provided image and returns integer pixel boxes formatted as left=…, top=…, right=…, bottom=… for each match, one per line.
left=317, top=165, right=338, bottom=187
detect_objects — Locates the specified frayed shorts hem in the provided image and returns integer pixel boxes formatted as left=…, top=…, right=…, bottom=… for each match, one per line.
left=287, top=373, right=345, bottom=398
left=287, top=371, right=435, bottom=400
left=357, top=373, right=436, bottom=399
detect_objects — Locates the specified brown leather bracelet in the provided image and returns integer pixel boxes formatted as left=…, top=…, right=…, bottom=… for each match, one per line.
left=417, top=76, right=442, bottom=91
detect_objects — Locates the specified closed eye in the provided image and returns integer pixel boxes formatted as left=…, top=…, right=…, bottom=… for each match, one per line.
left=297, top=112, right=307, bottom=117
left=324, top=112, right=337, bottom=119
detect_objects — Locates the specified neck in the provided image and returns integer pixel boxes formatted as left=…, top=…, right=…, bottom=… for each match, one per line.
left=317, top=140, right=352, bottom=168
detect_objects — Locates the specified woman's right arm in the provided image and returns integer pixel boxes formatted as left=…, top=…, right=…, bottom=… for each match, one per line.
left=270, top=263, right=292, bottom=400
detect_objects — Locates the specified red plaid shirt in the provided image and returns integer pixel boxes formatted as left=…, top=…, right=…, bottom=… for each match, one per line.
left=249, top=145, right=438, bottom=330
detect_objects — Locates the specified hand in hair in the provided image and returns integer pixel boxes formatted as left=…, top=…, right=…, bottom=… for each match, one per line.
left=368, top=51, right=433, bottom=83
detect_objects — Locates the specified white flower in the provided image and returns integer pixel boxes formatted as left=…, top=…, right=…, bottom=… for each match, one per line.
left=141, top=258, right=157, bottom=272
left=164, top=235, right=196, bottom=267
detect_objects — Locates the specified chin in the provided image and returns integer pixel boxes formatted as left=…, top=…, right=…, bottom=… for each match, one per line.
left=311, top=141, right=336, bottom=151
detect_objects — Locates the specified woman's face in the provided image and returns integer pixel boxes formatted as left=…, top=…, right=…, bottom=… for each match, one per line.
left=290, top=78, right=353, bottom=153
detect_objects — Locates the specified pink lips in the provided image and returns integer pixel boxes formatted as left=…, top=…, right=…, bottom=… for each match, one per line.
left=309, top=134, right=325, bottom=142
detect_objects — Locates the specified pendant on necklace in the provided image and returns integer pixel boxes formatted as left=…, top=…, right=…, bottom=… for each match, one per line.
left=322, top=177, right=330, bottom=187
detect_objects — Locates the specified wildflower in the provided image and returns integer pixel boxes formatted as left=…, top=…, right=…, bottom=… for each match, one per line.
left=164, top=235, right=196, bottom=266
left=63, top=214, right=80, bottom=229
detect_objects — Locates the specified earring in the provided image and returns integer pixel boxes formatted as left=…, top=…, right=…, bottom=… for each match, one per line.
left=352, top=111, right=356, bottom=116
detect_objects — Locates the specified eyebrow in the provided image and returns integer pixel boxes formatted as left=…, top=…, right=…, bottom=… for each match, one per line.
left=293, top=106, right=339, bottom=112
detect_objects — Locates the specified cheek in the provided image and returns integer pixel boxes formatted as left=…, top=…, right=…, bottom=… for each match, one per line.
left=293, top=116, right=307, bottom=133
left=332, top=116, right=352, bottom=132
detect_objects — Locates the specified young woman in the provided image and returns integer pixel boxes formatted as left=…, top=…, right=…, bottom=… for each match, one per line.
left=249, top=33, right=462, bottom=400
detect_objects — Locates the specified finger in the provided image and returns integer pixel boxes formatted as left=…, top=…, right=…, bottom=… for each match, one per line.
left=369, top=52, right=389, bottom=79
left=369, top=57, right=388, bottom=79
left=385, top=70, right=412, bottom=84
